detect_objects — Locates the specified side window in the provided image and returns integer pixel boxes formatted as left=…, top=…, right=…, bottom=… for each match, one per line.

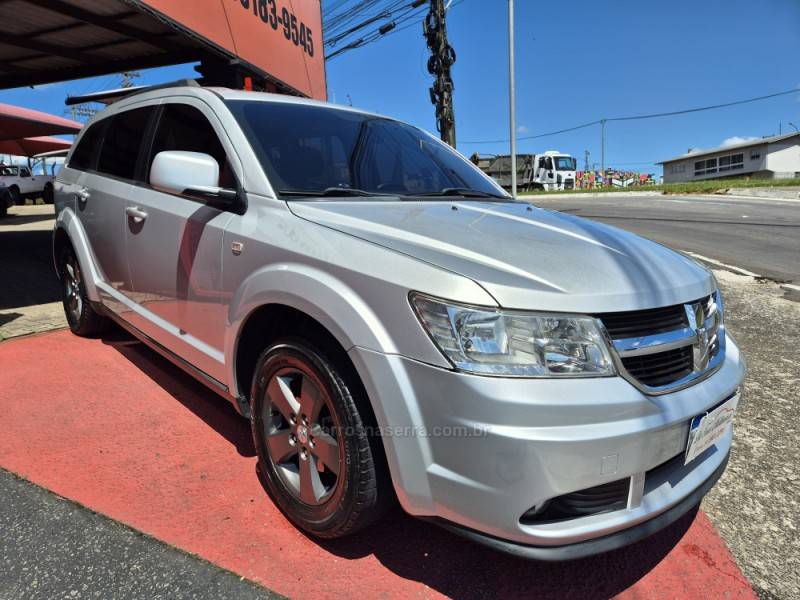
left=20, top=167, right=31, bottom=177
left=149, top=104, right=236, bottom=189
left=68, top=120, right=106, bottom=171
left=96, top=107, right=154, bottom=181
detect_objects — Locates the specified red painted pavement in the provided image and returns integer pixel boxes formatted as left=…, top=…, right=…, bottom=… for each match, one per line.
left=0, top=330, right=756, bottom=599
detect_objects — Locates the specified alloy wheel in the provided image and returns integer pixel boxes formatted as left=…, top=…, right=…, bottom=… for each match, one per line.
left=63, top=258, right=82, bottom=322
left=262, top=362, right=342, bottom=505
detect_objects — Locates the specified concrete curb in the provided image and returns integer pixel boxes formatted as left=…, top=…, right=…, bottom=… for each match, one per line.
left=519, top=191, right=664, bottom=200
left=520, top=188, right=800, bottom=202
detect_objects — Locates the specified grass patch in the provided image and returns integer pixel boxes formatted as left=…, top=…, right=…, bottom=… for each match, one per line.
left=520, top=177, right=800, bottom=196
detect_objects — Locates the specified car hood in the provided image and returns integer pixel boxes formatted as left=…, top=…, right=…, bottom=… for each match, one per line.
left=288, top=200, right=715, bottom=313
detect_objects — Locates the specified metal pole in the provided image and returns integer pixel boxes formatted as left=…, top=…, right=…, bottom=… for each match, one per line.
left=508, top=0, right=517, bottom=198
left=600, top=118, right=606, bottom=188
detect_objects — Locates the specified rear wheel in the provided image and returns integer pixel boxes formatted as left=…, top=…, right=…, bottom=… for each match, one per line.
left=58, top=246, right=107, bottom=336
left=251, top=338, right=391, bottom=538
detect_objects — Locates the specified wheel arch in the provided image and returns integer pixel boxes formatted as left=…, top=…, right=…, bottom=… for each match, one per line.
left=52, top=208, right=102, bottom=302
left=227, top=264, right=397, bottom=402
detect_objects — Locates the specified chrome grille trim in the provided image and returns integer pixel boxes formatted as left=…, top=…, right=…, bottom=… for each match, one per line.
left=612, top=326, right=697, bottom=357
left=598, top=291, right=726, bottom=395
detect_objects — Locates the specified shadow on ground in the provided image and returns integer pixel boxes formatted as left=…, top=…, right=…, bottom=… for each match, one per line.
left=0, top=229, right=60, bottom=310
left=100, top=326, right=692, bottom=600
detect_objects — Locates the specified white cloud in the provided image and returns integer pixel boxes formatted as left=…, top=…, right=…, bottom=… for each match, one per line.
left=721, top=136, right=758, bottom=147
left=517, top=125, right=530, bottom=134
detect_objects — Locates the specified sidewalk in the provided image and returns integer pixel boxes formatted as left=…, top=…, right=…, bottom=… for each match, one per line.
left=722, top=186, right=800, bottom=201
left=520, top=186, right=800, bottom=202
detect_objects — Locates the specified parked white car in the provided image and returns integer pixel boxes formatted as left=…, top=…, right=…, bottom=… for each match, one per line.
left=0, top=164, right=55, bottom=204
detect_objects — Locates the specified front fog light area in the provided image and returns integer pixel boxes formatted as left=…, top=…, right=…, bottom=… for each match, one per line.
left=410, top=293, right=616, bottom=377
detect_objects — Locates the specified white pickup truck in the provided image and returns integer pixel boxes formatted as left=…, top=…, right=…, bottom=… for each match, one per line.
left=0, top=164, right=55, bottom=205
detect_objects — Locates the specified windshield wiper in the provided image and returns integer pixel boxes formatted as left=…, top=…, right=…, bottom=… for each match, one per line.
left=279, top=187, right=394, bottom=198
left=415, top=188, right=508, bottom=199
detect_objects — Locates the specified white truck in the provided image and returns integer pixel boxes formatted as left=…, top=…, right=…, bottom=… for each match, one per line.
left=0, top=163, right=55, bottom=205
left=527, top=150, right=577, bottom=191
left=477, top=150, right=577, bottom=192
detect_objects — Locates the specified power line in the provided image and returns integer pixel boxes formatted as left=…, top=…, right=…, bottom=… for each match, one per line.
left=325, top=0, right=464, bottom=60
left=326, top=2, right=425, bottom=59
left=607, top=88, right=800, bottom=122
left=463, top=87, right=800, bottom=144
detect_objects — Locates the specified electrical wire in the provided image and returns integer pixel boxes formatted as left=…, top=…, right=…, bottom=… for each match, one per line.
left=463, top=88, right=800, bottom=144
left=325, top=0, right=466, bottom=60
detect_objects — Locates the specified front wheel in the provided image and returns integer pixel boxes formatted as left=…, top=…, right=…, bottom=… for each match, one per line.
left=251, top=338, right=392, bottom=538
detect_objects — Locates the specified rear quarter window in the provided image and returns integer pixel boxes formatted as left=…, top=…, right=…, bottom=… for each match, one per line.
left=68, top=120, right=107, bottom=171
left=96, top=107, right=154, bottom=180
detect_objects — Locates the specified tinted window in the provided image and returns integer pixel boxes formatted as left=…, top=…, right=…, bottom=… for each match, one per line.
left=149, top=104, right=235, bottom=189
left=226, top=100, right=503, bottom=198
left=68, top=120, right=107, bottom=171
left=97, top=107, right=153, bottom=180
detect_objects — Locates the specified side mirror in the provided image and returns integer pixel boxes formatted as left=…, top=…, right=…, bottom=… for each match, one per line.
left=150, top=151, right=238, bottom=205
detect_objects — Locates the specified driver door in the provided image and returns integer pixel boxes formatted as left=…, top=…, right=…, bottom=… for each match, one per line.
left=123, top=100, right=239, bottom=383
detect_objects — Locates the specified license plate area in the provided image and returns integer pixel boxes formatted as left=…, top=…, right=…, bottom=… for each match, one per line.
left=685, top=392, right=739, bottom=465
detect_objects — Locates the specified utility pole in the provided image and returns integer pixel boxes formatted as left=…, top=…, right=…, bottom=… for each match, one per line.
left=600, top=118, right=607, bottom=187
left=424, top=0, right=457, bottom=147
left=508, top=0, right=516, bottom=198
left=120, top=71, right=141, bottom=88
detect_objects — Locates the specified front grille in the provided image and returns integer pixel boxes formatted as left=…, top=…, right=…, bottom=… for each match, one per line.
left=597, top=294, right=723, bottom=391
left=621, top=345, right=694, bottom=387
left=600, top=304, right=688, bottom=338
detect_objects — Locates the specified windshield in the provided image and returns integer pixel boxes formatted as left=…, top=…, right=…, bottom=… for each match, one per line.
left=555, top=156, right=576, bottom=171
left=0, top=166, right=19, bottom=176
left=226, top=100, right=506, bottom=199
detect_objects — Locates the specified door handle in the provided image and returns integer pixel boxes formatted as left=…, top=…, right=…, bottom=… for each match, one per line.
left=125, top=206, right=148, bottom=223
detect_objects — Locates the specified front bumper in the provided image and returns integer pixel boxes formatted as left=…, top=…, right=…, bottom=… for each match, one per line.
left=349, top=333, right=745, bottom=555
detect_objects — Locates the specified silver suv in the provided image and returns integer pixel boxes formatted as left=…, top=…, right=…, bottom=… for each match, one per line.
left=53, top=84, right=745, bottom=560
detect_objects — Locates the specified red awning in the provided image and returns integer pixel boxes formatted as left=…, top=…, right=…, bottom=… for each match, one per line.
left=0, top=136, right=72, bottom=157
left=0, top=103, right=82, bottom=141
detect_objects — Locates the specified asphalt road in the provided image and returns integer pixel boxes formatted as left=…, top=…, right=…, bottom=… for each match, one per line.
left=0, top=469, right=279, bottom=600
left=529, top=194, right=800, bottom=285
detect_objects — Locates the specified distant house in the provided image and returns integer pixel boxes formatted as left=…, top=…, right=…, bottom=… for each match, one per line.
left=658, top=132, right=800, bottom=183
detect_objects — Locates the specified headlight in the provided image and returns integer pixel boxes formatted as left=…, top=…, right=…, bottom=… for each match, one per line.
left=410, top=293, right=616, bottom=377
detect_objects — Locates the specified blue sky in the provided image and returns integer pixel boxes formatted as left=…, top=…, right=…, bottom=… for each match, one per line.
left=2, top=0, right=798, bottom=175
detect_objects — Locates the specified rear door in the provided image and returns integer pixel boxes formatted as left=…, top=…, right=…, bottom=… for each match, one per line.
left=78, top=106, right=157, bottom=315
left=123, top=100, right=239, bottom=383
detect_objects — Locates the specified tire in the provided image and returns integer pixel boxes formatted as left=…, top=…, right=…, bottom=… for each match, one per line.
left=58, top=245, right=108, bottom=336
left=0, top=203, right=6, bottom=219
left=43, top=183, right=54, bottom=205
left=8, top=186, right=20, bottom=205
left=251, top=337, right=392, bottom=538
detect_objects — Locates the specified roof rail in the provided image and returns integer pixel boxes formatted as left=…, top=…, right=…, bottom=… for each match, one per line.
left=65, top=79, right=201, bottom=106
